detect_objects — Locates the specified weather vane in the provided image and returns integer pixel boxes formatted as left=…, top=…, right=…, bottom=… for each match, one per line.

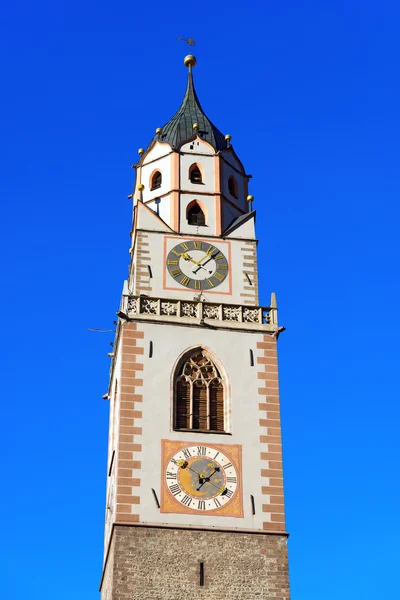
left=178, top=37, right=196, bottom=46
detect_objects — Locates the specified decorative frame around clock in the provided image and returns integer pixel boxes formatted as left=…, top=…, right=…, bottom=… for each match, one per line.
left=163, top=236, right=232, bottom=295
left=160, top=439, right=243, bottom=518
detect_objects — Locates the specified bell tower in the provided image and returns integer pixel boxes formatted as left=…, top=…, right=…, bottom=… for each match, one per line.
left=100, top=55, right=290, bottom=599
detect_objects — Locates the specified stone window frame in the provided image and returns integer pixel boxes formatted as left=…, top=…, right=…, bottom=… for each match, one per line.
left=172, top=347, right=231, bottom=434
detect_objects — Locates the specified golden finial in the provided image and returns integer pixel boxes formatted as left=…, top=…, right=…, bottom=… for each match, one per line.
left=138, top=148, right=144, bottom=156
left=247, top=195, right=254, bottom=211
left=138, top=184, right=145, bottom=191
left=184, top=55, right=197, bottom=68
left=156, top=127, right=162, bottom=135
left=193, top=122, right=199, bottom=131
left=225, top=134, right=232, bottom=142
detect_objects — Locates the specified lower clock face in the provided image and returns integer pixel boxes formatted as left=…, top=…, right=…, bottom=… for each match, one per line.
left=165, top=444, right=239, bottom=511
left=166, top=240, right=229, bottom=290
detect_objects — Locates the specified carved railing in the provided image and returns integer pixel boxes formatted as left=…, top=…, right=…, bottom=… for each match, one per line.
left=122, top=295, right=278, bottom=327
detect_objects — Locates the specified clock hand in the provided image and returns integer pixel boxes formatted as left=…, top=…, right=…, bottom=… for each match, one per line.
left=191, top=264, right=212, bottom=275
left=192, top=253, right=219, bottom=275
left=195, top=467, right=222, bottom=491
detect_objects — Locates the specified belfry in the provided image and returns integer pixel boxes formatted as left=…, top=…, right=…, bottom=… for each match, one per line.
left=100, top=55, right=291, bottom=599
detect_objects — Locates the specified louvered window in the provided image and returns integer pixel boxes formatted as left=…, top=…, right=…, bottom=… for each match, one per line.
left=228, top=176, right=238, bottom=198
left=151, top=171, right=162, bottom=190
left=187, top=202, right=206, bottom=226
left=176, top=377, right=191, bottom=429
left=189, top=164, right=203, bottom=184
left=174, top=351, right=225, bottom=432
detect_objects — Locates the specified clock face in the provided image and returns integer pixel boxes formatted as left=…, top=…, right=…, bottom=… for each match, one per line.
left=165, top=444, right=239, bottom=512
left=166, top=240, right=229, bottom=290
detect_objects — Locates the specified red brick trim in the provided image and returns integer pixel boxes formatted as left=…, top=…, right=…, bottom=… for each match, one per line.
left=115, top=322, right=144, bottom=523
left=257, top=334, right=286, bottom=532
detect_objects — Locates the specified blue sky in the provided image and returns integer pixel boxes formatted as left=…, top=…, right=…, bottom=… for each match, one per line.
left=1, top=1, right=400, bottom=598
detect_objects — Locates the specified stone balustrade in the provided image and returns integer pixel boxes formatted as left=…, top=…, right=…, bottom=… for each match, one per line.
left=121, top=295, right=278, bottom=329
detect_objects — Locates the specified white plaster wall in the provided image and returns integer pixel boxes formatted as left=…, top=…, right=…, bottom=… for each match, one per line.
left=222, top=150, right=244, bottom=172
left=135, top=322, right=267, bottom=531
left=144, top=196, right=172, bottom=227
left=140, top=153, right=172, bottom=203
left=143, top=141, right=171, bottom=162
left=221, top=160, right=247, bottom=212
left=180, top=152, right=215, bottom=194
left=135, top=231, right=255, bottom=304
left=180, top=139, right=214, bottom=155
left=222, top=202, right=243, bottom=233
left=104, top=349, right=122, bottom=549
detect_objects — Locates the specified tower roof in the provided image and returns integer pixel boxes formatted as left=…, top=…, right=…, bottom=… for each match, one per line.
left=148, top=56, right=228, bottom=152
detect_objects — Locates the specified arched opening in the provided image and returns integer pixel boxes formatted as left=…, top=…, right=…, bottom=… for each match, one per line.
left=187, top=201, right=206, bottom=226
left=228, top=175, right=238, bottom=198
left=151, top=171, right=162, bottom=190
left=174, top=350, right=225, bottom=432
left=189, top=163, right=203, bottom=184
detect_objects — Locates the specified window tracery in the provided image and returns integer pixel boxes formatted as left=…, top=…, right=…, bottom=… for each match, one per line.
left=174, top=350, right=225, bottom=432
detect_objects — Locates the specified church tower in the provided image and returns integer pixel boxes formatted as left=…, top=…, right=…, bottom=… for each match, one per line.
left=100, top=55, right=290, bottom=599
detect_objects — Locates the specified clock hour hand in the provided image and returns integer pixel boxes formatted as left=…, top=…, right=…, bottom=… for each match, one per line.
left=196, top=467, right=221, bottom=491
left=192, top=252, right=219, bottom=274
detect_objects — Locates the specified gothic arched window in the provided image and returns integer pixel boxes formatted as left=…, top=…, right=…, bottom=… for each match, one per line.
left=174, top=350, right=225, bottom=432
left=187, top=201, right=206, bottom=226
left=228, top=176, right=238, bottom=198
left=189, top=163, right=203, bottom=184
left=151, top=171, right=162, bottom=190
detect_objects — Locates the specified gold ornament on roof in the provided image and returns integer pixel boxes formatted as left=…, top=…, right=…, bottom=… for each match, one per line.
left=156, top=127, right=162, bottom=135
left=138, top=184, right=145, bottom=191
left=247, top=195, right=254, bottom=203
left=225, top=134, right=232, bottom=141
left=193, top=122, right=199, bottom=131
left=184, top=54, right=197, bottom=68
left=138, top=148, right=144, bottom=155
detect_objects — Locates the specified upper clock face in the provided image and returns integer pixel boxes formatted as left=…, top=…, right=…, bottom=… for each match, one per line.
left=166, top=240, right=229, bottom=290
left=165, top=444, right=239, bottom=512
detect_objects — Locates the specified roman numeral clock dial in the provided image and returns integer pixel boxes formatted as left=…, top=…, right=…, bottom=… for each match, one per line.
left=166, top=240, right=229, bottom=290
left=161, top=441, right=243, bottom=517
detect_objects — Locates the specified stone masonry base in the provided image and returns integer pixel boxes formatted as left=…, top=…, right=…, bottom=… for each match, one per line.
left=101, top=524, right=290, bottom=600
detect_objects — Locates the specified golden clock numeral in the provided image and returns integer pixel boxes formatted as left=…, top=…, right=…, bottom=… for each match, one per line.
left=214, top=252, right=225, bottom=260
left=207, top=245, right=216, bottom=255
left=171, top=268, right=182, bottom=277
left=207, top=279, right=215, bottom=288
left=194, top=280, right=201, bottom=290
left=180, top=242, right=189, bottom=251
left=168, top=259, right=178, bottom=265
left=194, top=241, right=202, bottom=250
left=171, top=249, right=181, bottom=256
left=180, top=276, right=191, bottom=287
left=218, top=264, right=228, bottom=270
left=214, top=272, right=225, bottom=281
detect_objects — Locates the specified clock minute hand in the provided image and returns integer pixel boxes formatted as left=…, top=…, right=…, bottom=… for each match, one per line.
left=195, top=467, right=220, bottom=491
left=192, top=253, right=218, bottom=275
